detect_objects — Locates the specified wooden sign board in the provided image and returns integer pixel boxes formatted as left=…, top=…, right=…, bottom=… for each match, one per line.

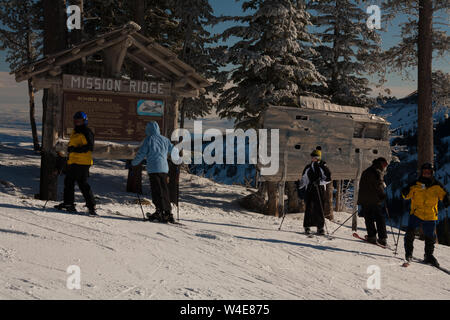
left=63, top=91, right=164, bottom=142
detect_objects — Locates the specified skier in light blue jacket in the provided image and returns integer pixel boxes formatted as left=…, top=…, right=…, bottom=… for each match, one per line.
left=132, top=121, right=175, bottom=223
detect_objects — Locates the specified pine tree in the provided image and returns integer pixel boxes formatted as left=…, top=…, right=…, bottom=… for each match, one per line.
left=0, top=0, right=43, bottom=151
left=172, top=0, right=226, bottom=128
left=308, top=0, right=382, bottom=107
left=83, top=0, right=184, bottom=78
left=382, top=0, right=449, bottom=168
left=217, top=0, right=326, bottom=129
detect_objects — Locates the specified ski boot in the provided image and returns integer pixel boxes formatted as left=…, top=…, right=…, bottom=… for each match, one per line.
left=317, top=228, right=325, bottom=235
left=377, top=238, right=387, bottom=247
left=366, top=236, right=377, bottom=244
left=304, top=227, right=311, bottom=235
left=146, top=210, right=163, bottom=222
left=162, top=211, right=175, bottom=224
left=424, top=236, right=439, bottom=267
left=423, top=254, right=439, bottom=267
left=55, top=203, right=77, bottom=213
left=88, top=207, right=98, bottom=217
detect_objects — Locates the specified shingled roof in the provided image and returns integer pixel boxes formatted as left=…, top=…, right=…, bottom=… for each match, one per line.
left=12, top=21, right=210, bottom=97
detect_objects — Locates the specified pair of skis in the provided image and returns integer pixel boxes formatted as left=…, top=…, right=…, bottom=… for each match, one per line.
left=401, top=258, right=450, bottom=275
left=52, top=204, right=99, bottom=218
left=353, top=232, right=449, bottom=275
left=352, top=232, right=390, bottom=249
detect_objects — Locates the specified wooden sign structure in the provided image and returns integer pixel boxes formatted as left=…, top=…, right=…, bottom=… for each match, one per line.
left=12, top=21, right=211, bottom=200
left=261, top=96, right=392, bottom=229
left=62, top=74, right=168, bottom=142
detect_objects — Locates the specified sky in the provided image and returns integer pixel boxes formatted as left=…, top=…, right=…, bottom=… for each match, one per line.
left=0, top=0, right=449, bottom=125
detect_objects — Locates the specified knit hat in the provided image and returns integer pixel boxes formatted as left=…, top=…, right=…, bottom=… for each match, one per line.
left=310, top=146, right=322, bottom=160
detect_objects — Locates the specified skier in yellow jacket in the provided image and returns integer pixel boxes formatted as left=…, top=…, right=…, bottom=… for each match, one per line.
left=401, top=163, right=449, bottom=266
left=55, top=111, right=97, bottom=216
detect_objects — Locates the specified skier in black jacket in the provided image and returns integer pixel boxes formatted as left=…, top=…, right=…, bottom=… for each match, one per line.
left=298, top=147, right=332, bottom=235
left=357, top=157, right=389, bottom=245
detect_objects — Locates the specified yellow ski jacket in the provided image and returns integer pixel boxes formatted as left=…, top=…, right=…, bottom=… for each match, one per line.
left=402, top=178, right=449, bottom=221
left=67, top=126, right=94, bottom=166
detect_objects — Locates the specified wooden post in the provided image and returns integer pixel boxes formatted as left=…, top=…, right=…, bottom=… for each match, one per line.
left=278, top=152, right=288, bottom=217
left=264, top=182, right=279, bottom=216
left=335, top=180, right=342, bottom=212
left=286, top=181, right=300, bottom=213
left=39, top=84, right=60, bottom=200
left=324, top=182, right=334, bottom=221
left=352, top=129, right=366, bottom=231
left=167, top=95, right=179, bottom=205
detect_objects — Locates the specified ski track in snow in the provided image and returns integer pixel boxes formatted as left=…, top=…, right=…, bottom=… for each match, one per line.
left=1, top=129, right=450, bottom=300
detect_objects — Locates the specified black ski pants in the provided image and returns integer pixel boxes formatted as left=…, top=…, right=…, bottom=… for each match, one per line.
left=64, top=164, right=96, bottom=209
left=149, top=173, right=171, bottom=213
left=362, top=204, right=387, bottom=240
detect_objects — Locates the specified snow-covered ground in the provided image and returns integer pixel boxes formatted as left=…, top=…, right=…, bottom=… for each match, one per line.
left=1, top=126, right=450, bottom=300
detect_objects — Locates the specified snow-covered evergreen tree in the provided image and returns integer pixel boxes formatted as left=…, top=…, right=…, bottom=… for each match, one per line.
left=172, top=0, right=227, bottom=128
left=308, top=0, right=382, bottom=107
left=381, top=0, right=449, bottom=169
left=0, top=0, right=43, bottom=151
left=381, top=0, right=449, bottom=76
left=218, top=0, right=326, bottom=129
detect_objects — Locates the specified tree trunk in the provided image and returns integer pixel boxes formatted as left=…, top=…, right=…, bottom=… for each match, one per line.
left=131, top=0, right=145, bottom=80
left=39, top=0, right=67, bottom=200
left=417, top=0, right=434, bottom=169
left=27, top=79, right=40, bottom=151
left=180, top=101, right=186, bottom=129
left=166, top=97, right=179, bottom=203
left=39, top=86, right=60, bottom=200
left=67, top=0, right=84, bottom=74
left=324, top=182, right=334, bottom=221
left=126, top=0, right=146, bottom=193
left=335, top=180, right=343, bottom=212
left=264, top=182, right=279, bottom=216
left=286, top=181, right=300, bottom=213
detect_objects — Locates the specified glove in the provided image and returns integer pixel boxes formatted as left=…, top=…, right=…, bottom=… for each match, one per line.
left=401, top=186, right=410, bottom=198
left=67, top=146, right=75, bottom=153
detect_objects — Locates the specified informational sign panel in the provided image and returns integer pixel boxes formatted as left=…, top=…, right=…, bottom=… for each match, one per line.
left=63, top=91, right=164, bottom=142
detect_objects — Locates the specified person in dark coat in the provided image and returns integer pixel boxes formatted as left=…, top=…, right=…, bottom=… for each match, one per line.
left=55, top=111, right=97, bottom=216
left=298, top=147, right=332, bottom=235
left=357, top=157, right=389, bottom=245
left=132, top=121, right=175, bottom=223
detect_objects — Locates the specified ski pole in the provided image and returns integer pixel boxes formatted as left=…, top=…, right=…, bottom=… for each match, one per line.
left=329, top=208, right=358, bottom=237
left=136, top=192, right=146, bottom=221
left=384, top=204, right=397, bottom=247
left=394, top=219, right=402, bottom=256
left=176, top=165, right=180, bottom=222
left=278, top=207, right=287, bottom=231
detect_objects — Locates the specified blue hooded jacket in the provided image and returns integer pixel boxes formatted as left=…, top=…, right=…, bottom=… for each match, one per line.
left=132, top=122, right=174, bottom=174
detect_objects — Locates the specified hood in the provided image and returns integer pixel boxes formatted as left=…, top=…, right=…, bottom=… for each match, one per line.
left=145, top=121, right=160, bottom=136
